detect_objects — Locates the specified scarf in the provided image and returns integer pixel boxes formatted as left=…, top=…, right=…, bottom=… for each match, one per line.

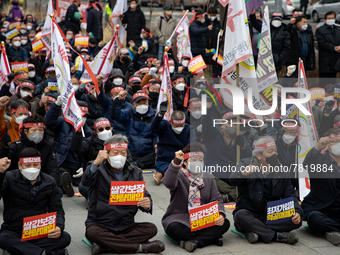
left=182, top=168, right=204, bottom=208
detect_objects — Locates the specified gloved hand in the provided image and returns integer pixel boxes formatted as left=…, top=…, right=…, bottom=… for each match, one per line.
left=159, top=101, right=168, bottom=116
left=127, top=62, right=134, bottom=73
left=287, top=65, right=296, bottom=75
left=196, top=124, right=202, bottom=133
left=73, top=168, right=83, bottom=178
left=56, top=96, right=62, bottom=106
left=149, top=67, right=158, bottom=76
left=324, top=100, right=335, bottom=114
left=7, top=72, right=14, bottom=82
left=79, top=83, right=86, bottom=92
left=32, top=89, right=42, bottom=98
left=234, top=135, right=245, bottom=148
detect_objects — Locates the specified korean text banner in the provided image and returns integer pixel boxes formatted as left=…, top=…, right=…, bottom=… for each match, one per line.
left=21, top=212, right=56, bottom=241
left=266, top=197, right=295, bottom=224
left=109, top=181, right=145, bottom=205
left=189, top=201, right=219, bottom=231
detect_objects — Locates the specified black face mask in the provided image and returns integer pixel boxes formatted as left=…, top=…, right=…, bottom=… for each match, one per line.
left=122, top=56, right=130, bottom=63
left=132, top=85, right=142, bottom=93
left=149, top=92, right=159, bottom=100
left=265, top=154, right=280, bottom=167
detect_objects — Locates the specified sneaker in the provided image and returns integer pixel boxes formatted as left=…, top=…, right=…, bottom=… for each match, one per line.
left=141, top=240, right=165, bottom=253
left=245, top=232, right=258, bottom=243
left=153, top=172, right=163, bottom=185
left=180, top=240, right=198, bottom=252
left=326, top=232, right=340, bottom=245
left=276, top=232, right=298, bottom=245
left=61, top=172, right=74, bottom=197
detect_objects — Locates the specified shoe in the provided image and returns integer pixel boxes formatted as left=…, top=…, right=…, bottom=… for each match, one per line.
left=214, top=236, right=223, bottom=246
left=326, top=232, right=340, bottom=245
left=179, top=240, right=198, bottom=252
left=50, top=249, right=69, bottom=255
left=61, top=172, right=74, bottom=197
left=276, top=232, right=298, bottom=245
left=141, top=240, right=165, bottom=253
left=245, top=232, right=258, bottom=243
left=153, top=172, right=163, bottom=185
left=91, top=242, right=107, bottom=255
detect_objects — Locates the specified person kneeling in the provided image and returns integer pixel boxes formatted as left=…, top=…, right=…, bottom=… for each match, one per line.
left=0, top=148, right=71, bottom=255
left=82, top=134, right=165, bottom=255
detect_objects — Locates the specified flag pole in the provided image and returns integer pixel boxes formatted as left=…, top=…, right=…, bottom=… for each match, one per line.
left=236, top=63, right=240, bottom=165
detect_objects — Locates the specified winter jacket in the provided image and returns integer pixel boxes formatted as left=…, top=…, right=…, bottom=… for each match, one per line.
left=185, top=111, right=202, bottom=142
left=113, top=55, right=131, bottom=76
left=8, top=6, right=23, bottom=22
left=153, top=14, right=178, bottom=46
left=172, top=88, right=185, bottom=112
left=122, top=5, right=146, bottom=45
left=45, top=103, right=92, bottom=168
left=65, top=3, right=81, bottom=33
left=203, top=15, right=221, bottom=49
left=151, top=114, right=195, bottom=163
left=315, top=24, right=340, bottom=74
left=7, top=45, right=28, bottom=62
left=0, top=170, right=65, bottom=234
left=229, top=157, right=303, bottom=220
left=86, top=3, right=103, bottom=42
left=189, top=20, right=209, bottom=57
left=110, top=98, right=157, bottom=156
left=82, top=160, right=152, bottom=231
left=80, top=93, right=104, bottom=130
left=29, top=56, right=47, bottom=79
left=162, top=160, right=225, bottom=231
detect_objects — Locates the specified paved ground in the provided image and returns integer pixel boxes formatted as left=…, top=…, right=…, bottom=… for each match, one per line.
left=0, top=171, right=338, bottom=255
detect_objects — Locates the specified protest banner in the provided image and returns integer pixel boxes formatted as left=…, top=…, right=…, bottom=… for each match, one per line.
left=334, top=84, right=340, bottom=102
left=4, top=27, right=20, bottom=39
left=309, top=87, right=325, bottom=102
left=176, top=11, right=192, bottom=61
left=21, top=212, right=56, bottom=241
left=10, top=62, right=28, bottom=73
left=32, top=39, right=44, bottom=52
left=109, top=181, right=145, bottom=205
left=0, top=43, right=11, bottom=86
left=188, top=55, right=207, bottom=74
left=189, top=201, right=220, bottom=231
left=75, top=35, right=89, bottom=47
left=266, top=197, right=295, bottom=224
left=8, top=21, right=20, bottom=30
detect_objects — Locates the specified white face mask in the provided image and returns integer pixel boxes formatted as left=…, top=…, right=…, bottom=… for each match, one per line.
left=29, top=131, right=44, bottom=144
left=73, top=85, right=79, bottom=91
left=301, top=24, right=308, bottom=31
left=271, top=20, right=282, bottom=28
left=282, top=134, right=296, bottom=145
left=182, top=60, right=189, bottom=67
left=130, top=3, right=137, bottom=8
left=135, top=104, right=148, bottom=114
left=109, top=155, right=127, bottom=169
left=330, top=142, right=340, bottom=156
left=21, top=39, right=27, bottom=45
left=172, top=126, right=184, bottom=134
left=27, top=25, right=32, bottom=30
left=140, top=33, right=144, bottom=39
left=13, top=41, right=21, bottom=47
left=169, top=66, right=175, bottom=73
left=15, top=115, right=27, bottom=125
left=28, top=71, right=36, bottom=78
left=97, top=129, right=112, bottom=141
left=21, top=167, right=40, bottom=180
left=200, top=19, right=205, bottom=24
left=20, top=29, right=27, bottom=34
left=20, top=90, right=31, bottom=98
left=191, top=110, right=202, bottom=119
left=209, top=16, right=216, bottom=21
left=326, top=19, right=335, bottom=26
left=66, top=35, right=73, bottom=40
left=175, top=83, right=185, bottom=91
left=29, top=37, right=34, bottom=42
left=187, top=161, right=204, bottom=174
left=113, top=78, right=123, bottom=85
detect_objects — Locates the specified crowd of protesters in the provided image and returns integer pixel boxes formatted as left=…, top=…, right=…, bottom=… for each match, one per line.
left=0, top=0, right=339, bottom=254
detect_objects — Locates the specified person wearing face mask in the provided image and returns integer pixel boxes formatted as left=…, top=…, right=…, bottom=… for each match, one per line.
left=171, top=74, right=187, bottom=112
left=178, top=54, right=193, bottom=80
left=107, top=68, right=127, bottom=93
left=125, top=75, right=142, bottom=103
left=110, top=91, right=157, bottom=169
left=65, top=0, right=82, bottom=36
left=86, top=0, right=104, bottom=42
left=285, top=15, right=315, bottom=77
left=82, top=134, right=165, bottom=254
left=0, top=148, right=71, bottom=255
left=301, top=128, right=340, bottom=245
left=7, top=36, right=28, bottom=62
left=185, top=98, right=203, bottom=142
left=153, top=5, right=178, bottom=62
left=113, top=48, right=132, bottom=75
left=151, top=107, right=196, bottom=185
left=74, top=48, right=90, bottom=74
left=249, top=11, right=290, bottom=72
left=29, top=48, right=47, bottom=79
left=162, top=144, right=229, bottom=252
left=128, top=28, right=154, bottom=58
left=88, top=37, right=100, bottom=57
left=203, top=7, right=221, bottom=64
left=122, top=0, right=146, bottom=47
left=65, top=30, right=75, bottom=47
left=20, top=35, right=32, bottom=56
left=27, top=64, right=43, bottom=85
left=36, top=66, right=59, bottom=97
left=230, top=136, right=303, bottom=245
left=143, top=80, right=160, bottom=109
left=315, top=11, right=340, bottom=82
left=189, top=10, right=213, bottom=57
left=19, top=24, right=27, bottom=35
left=140, top=66, right=159, bottom=88
left=45, top=96, right=92, bottom=197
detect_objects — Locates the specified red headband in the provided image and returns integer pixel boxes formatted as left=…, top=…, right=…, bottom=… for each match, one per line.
left=46, top=67, right=55, bottom=73
left=139, top=67, right=150, bottom=73
left=169, top=118, right=185, bottom=125
left=173, top=77, right=184, bottom=83
left=292, top=11, right=303, bottom=16
left=196, top=14, right=204, bottom=18
left=12, top=106, right=28, bottom=112
left=24, top=123, right=45, bottom=128
left=133, top=92, right=149, bottom=100
left=111, top=87, right=124, bottom=93
left=168, top=60, right=175, bottom=64
left=142, top=29, right=153, bottom=38
left=254, top=141, right=276, bottom=150
left=189, top=101, right=201, bottom=107
left=183, top=151, right=204, bottom=160
left=329, top=133, right=340, bottom=139
left=19, top=157, right=41, bottom=164
left=222, top=112, right=236, bottom=119
left=283, top=122, right=299, bottom=130
left=19, top=82, right=34, bottom=90
left=94, top=120, right=110, bottom=129
left=104, top=142, right=128, bottom=150
left=13, top=73, right=28, bottom=81
left=146, top=57, right=154, bottom=62
left=334, top=121, right=340, bottom=128
left=129, top=77, right=141, bottom=83
left=120, top=49, right=129, bottom=55
left=80, top=106, right=88, bottom=113
left=47, top=96, right=57, bottom=102
left=158, top=68, right=163, bottom=73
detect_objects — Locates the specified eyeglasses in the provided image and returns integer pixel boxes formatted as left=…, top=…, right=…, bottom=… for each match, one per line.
left=97, top=126, right=111, bottom=132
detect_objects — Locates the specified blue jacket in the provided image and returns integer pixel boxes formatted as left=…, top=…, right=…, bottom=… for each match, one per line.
left=45, top=103, right=92, bottom=168
left=111, top=99, right=157, bottom=156
left=97, top=87, right=133, bottom=134
left=7, top=45, right=28, bottom=62
left=151, top=114, right=196, bottom=163
left=189, top=20, right=209, bottom=57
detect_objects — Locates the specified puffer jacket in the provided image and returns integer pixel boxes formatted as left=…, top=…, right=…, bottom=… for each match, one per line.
left=110, top=98, right=157, bottom=156
left=122, top=5, right=146, bottom=45
left=189, top=19, right=209, bottom=57
left=153, top=13, right=178, bottom=46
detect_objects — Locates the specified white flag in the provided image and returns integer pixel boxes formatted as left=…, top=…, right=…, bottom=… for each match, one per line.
left=297, top=59, right=319, bottom=201
left=109, top=0, right=127, bottom=47
left=81, top=34, right=118, bottom=83
left=176, top=12, right=192, bottom=61
left=0, top=44, right=11, bottom=86
left=52, top=21, right=84, bottom=131
left=157, top=52, right=173, bottom=120
left=41, top=0, right=53, bottom=53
